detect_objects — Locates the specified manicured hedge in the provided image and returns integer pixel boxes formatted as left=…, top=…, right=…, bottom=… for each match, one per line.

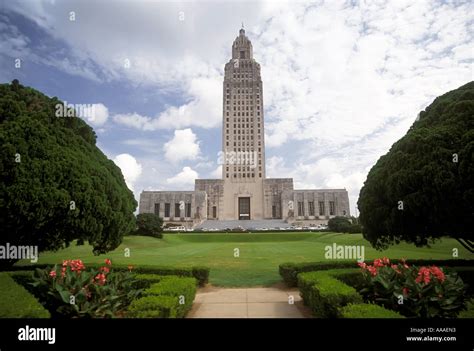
left=11, top=264, right=210, bottom=286
left=340, top=303, right=405, bottom=318
left=280, top=259, right=474, bottom=287
left=458, top=299, right=474, bottom=318
left=132, top=274, right=165, bottom=289
left=0, top=273, right=50, bottom=318
left=128, top=296, right=179, bottom=318
left=298, top=270, right=362, bottom=318
left=128, top=275, right=197, bottom=318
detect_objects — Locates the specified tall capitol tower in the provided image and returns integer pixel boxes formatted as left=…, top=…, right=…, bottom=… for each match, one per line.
left=139, top=27, right=350, bottom=226
left=222, top=27, right=265, bottom=180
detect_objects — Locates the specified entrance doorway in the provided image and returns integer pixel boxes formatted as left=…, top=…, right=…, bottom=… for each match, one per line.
left=238, top=197, right=250, bottom=220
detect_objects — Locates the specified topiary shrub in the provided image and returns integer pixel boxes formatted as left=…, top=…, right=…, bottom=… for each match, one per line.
left=298, top=271, right=362, bottom=318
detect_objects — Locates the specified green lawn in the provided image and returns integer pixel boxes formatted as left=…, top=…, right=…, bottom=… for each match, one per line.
left=17, top=232, right=473, bottom=286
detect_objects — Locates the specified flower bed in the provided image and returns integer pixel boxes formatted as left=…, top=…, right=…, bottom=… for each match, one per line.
left=358, top=258, right=466, bottom=318
left=13, top=263, right=209, bottom=286
left=31, top=259, right=140, bottom=318
left=280, top=259, right=474, bottom=287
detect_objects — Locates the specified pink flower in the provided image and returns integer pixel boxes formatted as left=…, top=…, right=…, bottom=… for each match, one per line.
left=367, top=265, right=377, bottom=276
left=358, top=262, right=367, bottom=269
left=99, top=266, right=110, bottom=273
left=402, top=287, right=409, bottom=296
left=94, top=273, right=106, bottom=285
left=382, top=257, right=390, bottom=265
left=49, top=270, right=57, bottom=278
left=104, top=259, right=112, bottom=266
left=373, top=259, right=384, bottom=268
left=430, top=266, right=445, bottom=282
left=391, top=264, right=401, bottom=274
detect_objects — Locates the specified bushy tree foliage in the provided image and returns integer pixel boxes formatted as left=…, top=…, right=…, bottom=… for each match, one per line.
left=135, top=213, right=163, bottom=238
left=358, top=81, right=474, bottom=249
left=0, top=80, right=137, bottom=267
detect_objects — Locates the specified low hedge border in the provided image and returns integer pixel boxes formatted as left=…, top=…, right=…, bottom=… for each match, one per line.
left=298, top=270, right=363, bottom=318
left=10, top=264, right=209, bottom=286
left=280, top=259, right=474, bottom=287
left=0, top=272, right=50, bottom=318
left=128, top=275, right=197, bottom=318
left=340, top=303, right=405, bottom=318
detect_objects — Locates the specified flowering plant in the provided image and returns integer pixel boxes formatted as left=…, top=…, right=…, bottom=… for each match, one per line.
left=358, top=258, right=466, bottom=318
left=32, top=259, right=141, bottom=318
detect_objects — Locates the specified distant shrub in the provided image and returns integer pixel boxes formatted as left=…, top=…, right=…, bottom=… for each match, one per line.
left=135, top=213, right=163, bottom=238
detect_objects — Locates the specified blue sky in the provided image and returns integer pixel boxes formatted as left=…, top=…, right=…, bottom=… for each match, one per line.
left=1, top=0, right=472, bottom=215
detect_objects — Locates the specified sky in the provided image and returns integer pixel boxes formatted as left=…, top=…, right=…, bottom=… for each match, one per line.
left=0, top=0, right=472, bottom=215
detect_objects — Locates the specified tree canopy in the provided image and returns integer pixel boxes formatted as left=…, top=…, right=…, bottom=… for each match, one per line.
left=0, top=80, right=137, bottom=267
left=358, top=81, right=473, bottom=249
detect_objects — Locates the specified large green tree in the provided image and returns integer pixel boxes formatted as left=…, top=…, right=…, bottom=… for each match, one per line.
left=0, top=80, right=137, bottom=267
left=358, top=81, right=473, bottom=249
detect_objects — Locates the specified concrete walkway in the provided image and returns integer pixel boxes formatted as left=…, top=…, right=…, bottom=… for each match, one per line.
left=187, top=286, right=311, bottom=318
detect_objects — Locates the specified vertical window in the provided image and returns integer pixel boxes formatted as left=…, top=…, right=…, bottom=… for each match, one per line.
left=272, top=205, right=276, bottom=218
left=213, top=206, right=217, bottom=218
left=185, top=203, right=191, bottom=218
left=319, top=202, right=325, bottom=216
left=308, top=201, right=314, bottom=216
left=164, top=203, right=170, bottom=217
left=240, top=51, right=245, bottom=59
left=329, top=201, right=335, bottom=215
left=298, top=202, right=304, bottom=216
left=175, top=203, right=181, bottom=217
left=154, top=203, right=160, bottom=216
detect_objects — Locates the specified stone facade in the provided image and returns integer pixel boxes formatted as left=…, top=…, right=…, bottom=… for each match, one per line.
left=139, top=28, right=350, bottom=226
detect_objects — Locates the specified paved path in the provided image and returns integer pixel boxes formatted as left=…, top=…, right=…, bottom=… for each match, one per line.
left=187, top=286, right=311, bottom=318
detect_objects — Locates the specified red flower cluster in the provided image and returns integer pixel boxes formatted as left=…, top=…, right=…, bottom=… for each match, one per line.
left=58, top=259, right=86, bottom=277
left=415, top=266, right=446, bottom=284
left=104, top=259, right=112, bottom=266
left=99, top=266, right=110, bottom=273
left=95, top=273, right=107, bottom=285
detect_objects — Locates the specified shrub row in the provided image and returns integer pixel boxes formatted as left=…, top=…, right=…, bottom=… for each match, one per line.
left=298, top=270, right=363, bottom=318
left=11, top=264, right=209, bottom=286
left=297, top=269, right=405, bottom=318
left=0, top=272, right=50, bottom=318
left=458, top=299, right=474, bottom=318
left=128, top=275, right=197, bottom=318
left=340, top=303, right=405, bottom=318
left=281, top=259, right=474, bottom=287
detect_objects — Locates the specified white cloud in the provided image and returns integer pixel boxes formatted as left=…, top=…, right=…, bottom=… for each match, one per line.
left=166, top=166, right=198, bottom=187
left=113, top=153, right=142, bottom=191
left=80, top=103, right=109, bottom=126
left=210, top=165, right=222, bottom=178
left=163, top=128, right=200, bottom=162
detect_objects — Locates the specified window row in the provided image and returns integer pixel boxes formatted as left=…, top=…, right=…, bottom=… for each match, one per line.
left=296, top=201, right=336, bottom=216
left=154, top=202, right=192, bottom=218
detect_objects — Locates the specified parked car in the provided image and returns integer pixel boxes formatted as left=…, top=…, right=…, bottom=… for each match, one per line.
left=168, top=225, right=186, bottom=232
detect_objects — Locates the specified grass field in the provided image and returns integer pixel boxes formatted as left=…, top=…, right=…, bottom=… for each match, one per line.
left=17, top=233, right=473, bottom=286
